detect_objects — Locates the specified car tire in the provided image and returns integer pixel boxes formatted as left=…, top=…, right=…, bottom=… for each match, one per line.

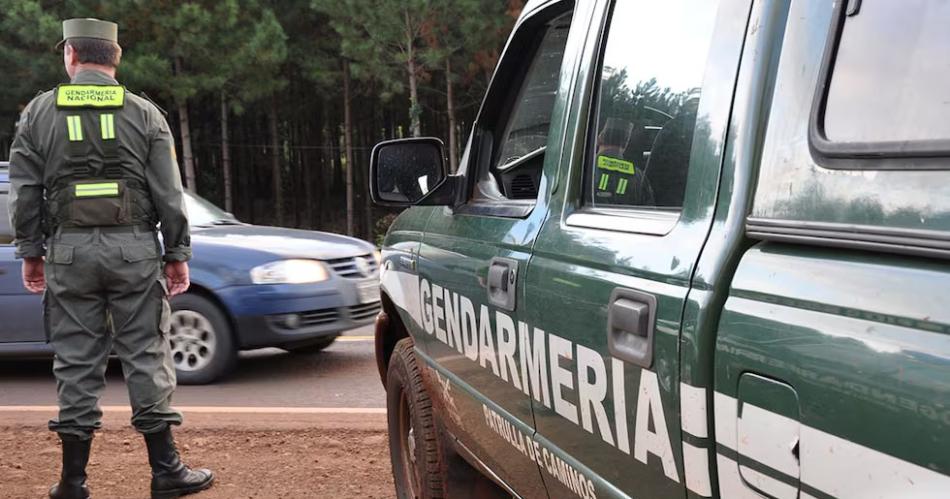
left=168, top=293, right=237, bottom=385
left=284, top=335, right=339, bottom=354
left=387, top=337, right=446, bottom=499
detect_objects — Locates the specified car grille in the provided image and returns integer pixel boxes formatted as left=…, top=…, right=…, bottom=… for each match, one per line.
left=327, top=255, right=379, bottom=279
left=349, top=302, right=381, bottom=321
left=299, top=309, right=340, bottom=327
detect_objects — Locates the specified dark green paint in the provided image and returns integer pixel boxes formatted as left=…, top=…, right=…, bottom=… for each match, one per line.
left=377, top=0, right=950, bottom=497
left=716, top=244, right=950, bottom=476
left=751, top=0, right=950, bottom=233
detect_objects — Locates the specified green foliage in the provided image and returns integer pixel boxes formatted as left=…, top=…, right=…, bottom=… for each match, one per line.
left=111, top=0, right=287, bottom=109
left=0, top=0, right=517, bottom=235
left=0, top=0, right=62, bottom=119
left=312, top=0, right=413, bottom=99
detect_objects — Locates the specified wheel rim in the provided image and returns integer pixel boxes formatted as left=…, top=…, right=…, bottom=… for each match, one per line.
left=398, top=387, right=421, bottom=498
left=168, top=310, right=217, bottom=372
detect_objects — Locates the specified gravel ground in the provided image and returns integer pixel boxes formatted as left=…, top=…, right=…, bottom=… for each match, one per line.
left=0, top=426, right=395, bottom=499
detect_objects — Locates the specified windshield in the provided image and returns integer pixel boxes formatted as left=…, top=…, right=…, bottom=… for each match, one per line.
left=185, top=192, right=239, bottom=226
left=0, top=189, right=12, bottom=243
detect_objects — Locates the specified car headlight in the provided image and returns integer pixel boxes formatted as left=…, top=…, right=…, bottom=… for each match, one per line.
left=250, top=259, right=330, bottom=284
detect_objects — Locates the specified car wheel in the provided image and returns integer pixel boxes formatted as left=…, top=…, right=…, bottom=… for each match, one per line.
left=168, top=293, right=237, bottom=385
left=284, top=335, right=339, bottom=354
left=387, top=337, right=446, bottom=499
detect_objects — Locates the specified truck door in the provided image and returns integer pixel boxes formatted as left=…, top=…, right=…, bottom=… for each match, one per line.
left=0, top=184, right=45, bottom=344
left=414, top=2, right=587, bottom=495
left=521, top=0, right=747, bottom=497
left=715, top=0, right=950, bottom=497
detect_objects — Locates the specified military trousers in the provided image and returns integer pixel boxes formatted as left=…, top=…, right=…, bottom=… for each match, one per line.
left=44, top=226, right=182, bottom=440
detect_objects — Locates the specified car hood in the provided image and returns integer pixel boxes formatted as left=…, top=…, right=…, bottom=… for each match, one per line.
left=191, top=224, right=373, bottom=260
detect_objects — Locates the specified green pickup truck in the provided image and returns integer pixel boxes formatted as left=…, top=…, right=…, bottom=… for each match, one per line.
left=369, top=0, right=950, bottom=498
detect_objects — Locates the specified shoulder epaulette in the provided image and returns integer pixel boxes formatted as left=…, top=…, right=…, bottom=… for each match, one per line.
left=136, top=91, right=168, bottom=117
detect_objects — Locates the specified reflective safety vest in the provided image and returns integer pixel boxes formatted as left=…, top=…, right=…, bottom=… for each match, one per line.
left=49, top=84, right=153, bottom=229
left=595, top=154, right=636, bottom=199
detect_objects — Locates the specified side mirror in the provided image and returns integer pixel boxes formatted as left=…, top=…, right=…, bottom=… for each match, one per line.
left=370, top=138, right=454, bottom=207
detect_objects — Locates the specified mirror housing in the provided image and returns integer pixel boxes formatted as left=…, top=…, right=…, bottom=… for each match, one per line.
left=370, top=137, right=458, bottom=207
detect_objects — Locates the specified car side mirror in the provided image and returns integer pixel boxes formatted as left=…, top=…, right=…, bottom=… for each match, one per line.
left=370, top=138, right=456, bottom=207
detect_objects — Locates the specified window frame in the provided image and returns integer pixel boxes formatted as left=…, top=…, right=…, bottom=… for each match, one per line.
left=808, top=0, right=950, bottom=169
left=455, top=2, right=576, bottom=219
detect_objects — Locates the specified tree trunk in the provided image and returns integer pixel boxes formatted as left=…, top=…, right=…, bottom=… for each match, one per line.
left=361, top=112, right=374, bottom=241
left=320, top=105, right=332, bottom=228
left=220, top=92, right=233, bottom=213
left=176, top=100, right=196, bottom=192
left=405, top=10, right=421, bottom=137
left=269, top=95, right=283, bottom=225
left=174, top=58, right=196, bottom=192
left=305, top=113, right=317, bottom=229
left=446, top=58, right=458, bottom=172
left=343, top=60, right=356, bottom=236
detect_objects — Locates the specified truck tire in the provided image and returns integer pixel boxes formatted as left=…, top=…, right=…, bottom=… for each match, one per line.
left=168, top=293, right=237, bottom=385
left=386, top=337, right=446, bottom=499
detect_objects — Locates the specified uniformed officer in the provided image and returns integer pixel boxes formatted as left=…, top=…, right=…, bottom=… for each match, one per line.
left=8, top=18, right=214, bottom=499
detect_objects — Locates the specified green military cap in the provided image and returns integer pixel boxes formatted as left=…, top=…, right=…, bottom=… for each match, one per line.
left=58, top=18, right=118, bottom=47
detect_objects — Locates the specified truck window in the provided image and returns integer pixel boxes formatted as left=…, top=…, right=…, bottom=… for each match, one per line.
left=815, top=0, right=950, bottom=155
left=585, top=0, right=717, bottom=211
left=467, top=8, right=573, bottom=211
left=495, top=19, right=570, bottom=170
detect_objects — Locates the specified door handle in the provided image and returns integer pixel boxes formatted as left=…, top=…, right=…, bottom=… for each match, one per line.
left=607, top=288, right=656, bottom=368
left=487, top=257, right=517, bottom=311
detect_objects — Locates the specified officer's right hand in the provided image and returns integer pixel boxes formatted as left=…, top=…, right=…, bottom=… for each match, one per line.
left=22, top=257, right=45, bottom=294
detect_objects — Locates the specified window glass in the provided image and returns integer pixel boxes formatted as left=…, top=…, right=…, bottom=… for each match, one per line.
left=823, top=0, right=950, bottom=145
left=495, top=15, right=571, bottom=170
left=587, top=0, right=718, bottom=210
left=185, top=192, right=239, bottom=227
left=0, top=191, right=12, bottom=242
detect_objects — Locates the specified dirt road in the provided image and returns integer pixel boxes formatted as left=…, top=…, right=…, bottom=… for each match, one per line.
left=0, top=327, right=396, bottom=498
left=0, top=415, right=395, bottom=499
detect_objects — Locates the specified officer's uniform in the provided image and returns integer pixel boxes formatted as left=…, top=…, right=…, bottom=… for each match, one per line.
left=10, top=54, right=188, bottom=440
left=9, top=18, right=211, bottom=499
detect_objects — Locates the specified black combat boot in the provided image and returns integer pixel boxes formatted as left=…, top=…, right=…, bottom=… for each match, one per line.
left=49, top=434, right=92, bottom=499
left=144, top=427, right=214, bottom=499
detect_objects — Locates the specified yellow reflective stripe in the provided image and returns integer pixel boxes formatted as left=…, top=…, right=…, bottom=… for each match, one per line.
left=75, top=182, right=119, bottom=197
left=598, top=173, right=610, bottom=190
left=76, top=182, right=119, bottom=190
left=597, top=155, right=635, bottom=175
left=616, top=178, right=629, bottom=195
left=56, top=85, right=125, bottom=108
left=100, top=113, right=115, bottom=140
left=66, top=116, right=83, bottom=142
left=75, top=188, right=119, bottom=194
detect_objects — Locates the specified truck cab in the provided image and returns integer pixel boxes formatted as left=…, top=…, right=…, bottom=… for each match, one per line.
left=371, top=1, right=950, bottom=498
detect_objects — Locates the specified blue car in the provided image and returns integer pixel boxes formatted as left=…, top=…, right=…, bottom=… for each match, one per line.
left=0, top=162, right=380, bottom=383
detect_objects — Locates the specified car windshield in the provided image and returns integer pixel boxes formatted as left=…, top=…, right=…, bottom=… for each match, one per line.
left=0, top=187, right=12, bottom=244
left=185, top=192, right=240, bottom=227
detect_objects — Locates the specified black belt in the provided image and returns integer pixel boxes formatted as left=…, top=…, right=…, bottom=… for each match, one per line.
left=57, top=223, right=155, bottom=234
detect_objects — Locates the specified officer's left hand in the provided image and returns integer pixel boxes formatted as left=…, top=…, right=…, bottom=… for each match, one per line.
left=22, top=257, right=45, bottom=294
left=164, top=261, right=190, bottom=297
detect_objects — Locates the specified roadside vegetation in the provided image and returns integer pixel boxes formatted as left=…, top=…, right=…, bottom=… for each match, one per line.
left=0, top=0, right=522, bottom=241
